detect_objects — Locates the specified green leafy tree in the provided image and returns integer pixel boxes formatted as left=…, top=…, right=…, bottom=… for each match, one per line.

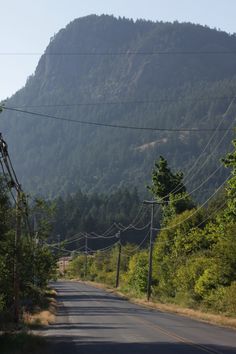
left=222, top=139, right=236, bottom=220
left=125, top=250, right=149, bottom=295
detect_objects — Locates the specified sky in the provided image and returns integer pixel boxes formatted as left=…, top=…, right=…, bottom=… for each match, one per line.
left=1, top=0, right=236, bottom=101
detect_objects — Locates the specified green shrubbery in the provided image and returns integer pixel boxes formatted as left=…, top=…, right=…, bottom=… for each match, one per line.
left=67, top=152, right=236, bottom=317
left=0, top=182, right=57, bottom=327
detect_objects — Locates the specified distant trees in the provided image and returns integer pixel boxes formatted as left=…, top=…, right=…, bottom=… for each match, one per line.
left=51, top=187, right=143, bottom=247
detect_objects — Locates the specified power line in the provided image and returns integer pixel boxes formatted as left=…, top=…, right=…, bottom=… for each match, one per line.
left=87, top=241, right=119, bottom=253
left=152, top=99, right=235, bottom=203
left=121, top=230, right=150, bottom=255
left=177, top=101, right=234, bottom=183
left=117, top=221, right=150, bottom=232
left=1, top=50, right=236, bottom=56
left=178, top=117, right=234, bottom=187
left=2, top=106, right=235, bottom=132
left=85, top=231, right=119, bottom=240
left=153, top=199, right=228, bottom=245
left=88, top=223, right=119, bottom=238
left=155, top=174, right=230, bottom=232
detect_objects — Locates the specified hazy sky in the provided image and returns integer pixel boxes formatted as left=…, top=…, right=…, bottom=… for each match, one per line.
left=1, top=0, right=236, bottom=101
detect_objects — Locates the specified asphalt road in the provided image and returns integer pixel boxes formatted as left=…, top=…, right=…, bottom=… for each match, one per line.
left=42, top=281, right=236, bottom=354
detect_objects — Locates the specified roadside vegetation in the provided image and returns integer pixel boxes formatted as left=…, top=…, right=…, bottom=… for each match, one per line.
left=0, top=332, right=50, bottom=354
left=66, top=141, right=236, bottom=319
left=0, top=178, right=56, bottom=331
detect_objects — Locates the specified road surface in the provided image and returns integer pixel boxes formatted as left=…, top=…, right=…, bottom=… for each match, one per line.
left=42, top=281, right=236, bottom=354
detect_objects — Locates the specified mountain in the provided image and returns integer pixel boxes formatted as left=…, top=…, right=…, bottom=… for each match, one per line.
left=1, top=15, right=236, bottom=198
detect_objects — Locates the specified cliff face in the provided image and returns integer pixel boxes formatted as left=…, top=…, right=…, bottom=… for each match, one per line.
left=1, top=15, right=236, bottom=197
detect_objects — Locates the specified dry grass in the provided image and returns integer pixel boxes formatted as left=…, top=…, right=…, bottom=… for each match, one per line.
left=23, top=310, right=55, bottom=327
left=131, top=298, right=236, bottom=329
left=23, top=297, right=57, bottom=327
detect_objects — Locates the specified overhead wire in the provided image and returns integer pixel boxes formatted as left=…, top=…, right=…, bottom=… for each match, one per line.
left=154, top=108, right=236, bottom=203
left=2, top=106, right=235, bottom=132
left=51, top=233, right=85, bottom=246
left=0, top=157, right=17, bottom=204
left=171, top=113, right=235, bottom=191
left=1, top=50, right=236, bottom=56
left=113, top=204, right=150, bottom=232
left=46, top=243, right=85, bottom=254
left=155, top=173, right=230, bottom=232
left=121, top=230, right=150, bottom=255
left=117, top=221, right=151, bottom=232
left=87, top=240, right=120, bottom=253
left=86, top=232, right=119, bottom=240
left=171, top=101, right=234, bottom=191
left=89, top=223, right=120, bottom=238
left=153, top=198, right=229, bottom=247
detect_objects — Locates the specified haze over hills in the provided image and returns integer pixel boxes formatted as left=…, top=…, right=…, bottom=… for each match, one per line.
left=1, top=14, right=236, bottom=198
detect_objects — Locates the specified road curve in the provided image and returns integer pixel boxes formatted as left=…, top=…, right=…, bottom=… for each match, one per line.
left=42, top=281, right=236, bottom=354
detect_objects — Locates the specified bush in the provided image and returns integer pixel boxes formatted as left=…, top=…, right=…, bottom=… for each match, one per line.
left=204, top=282, right=236, bottom=315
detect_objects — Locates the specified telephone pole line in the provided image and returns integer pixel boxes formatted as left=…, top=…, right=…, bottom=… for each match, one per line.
left=115, top=231, right=121, bottom=288
left=14, top=191, right=21, bottom=324
left=143, top=200, right=160, bottom=301
left=84, top=234, right=88, bottom=279
left=0, top=132, right=24, bottom=324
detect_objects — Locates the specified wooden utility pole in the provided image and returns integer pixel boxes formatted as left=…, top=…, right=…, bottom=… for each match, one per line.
left=115, top=231, right=121, bottom=288
left=143, top=200, right=160, bottom=301
left=84, top=234, right=88, bottom=279
left=0, top=132, right=27, bottom=324
left=14, top=191, right=21, bottom=324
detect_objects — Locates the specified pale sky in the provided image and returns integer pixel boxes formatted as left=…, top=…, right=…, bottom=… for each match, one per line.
left=1, top=0, right=236, bottom=101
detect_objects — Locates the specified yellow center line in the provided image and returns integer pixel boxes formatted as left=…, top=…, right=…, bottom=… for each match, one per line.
left=133, top=314, right=223, bottom=354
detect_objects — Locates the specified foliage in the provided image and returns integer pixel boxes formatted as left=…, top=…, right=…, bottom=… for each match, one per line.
left=222, top=139, right=236, bottom=220
left=149, top=148, right=236, bottom=313
left=148, top=156, right=195, bottom=225
left=64, top=144, right=236, bottom=317
left=148, top=156, right=186, bottom=202
left=68, top=246, right=149, bottom=296
left=0, top=179, right=57, bottom=326
left=124, top=250, right=149, bottom=295
left=0, top=332, right=48, bottom=354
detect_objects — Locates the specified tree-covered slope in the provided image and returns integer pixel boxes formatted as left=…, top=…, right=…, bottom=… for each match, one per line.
left=1, top=15, right=236, bottom=197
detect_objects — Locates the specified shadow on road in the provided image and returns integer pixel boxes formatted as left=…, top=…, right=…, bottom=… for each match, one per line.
left=47, top=337, right=236, bottom=354
left=44, top=282, right=236, bottom=354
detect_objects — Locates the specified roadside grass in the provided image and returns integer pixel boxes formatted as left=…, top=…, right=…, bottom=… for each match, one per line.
left=0, top=332, right=50, bottom=354
left=22, top=288, right=57, bottom=328
left=0, top=288, right=57, bottom=354
left=129, top=297, right=236, bottom=329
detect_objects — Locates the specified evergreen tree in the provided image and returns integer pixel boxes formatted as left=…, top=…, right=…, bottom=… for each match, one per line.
left=148, top=156, right=186, bottom=203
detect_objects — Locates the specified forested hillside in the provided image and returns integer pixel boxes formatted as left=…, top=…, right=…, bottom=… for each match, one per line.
left=1, top=15, right=236, bottom=197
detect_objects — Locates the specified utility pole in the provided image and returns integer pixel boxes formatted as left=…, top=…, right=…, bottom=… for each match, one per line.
left=0, top=132, right=27, bottom=324
left=84, top=234, right=88, bottom=279
left=14, top=191, right=21, bottom=324
left=143, top=200, right=160, bottom=301
left=115, top=231, right=121, bottom=288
